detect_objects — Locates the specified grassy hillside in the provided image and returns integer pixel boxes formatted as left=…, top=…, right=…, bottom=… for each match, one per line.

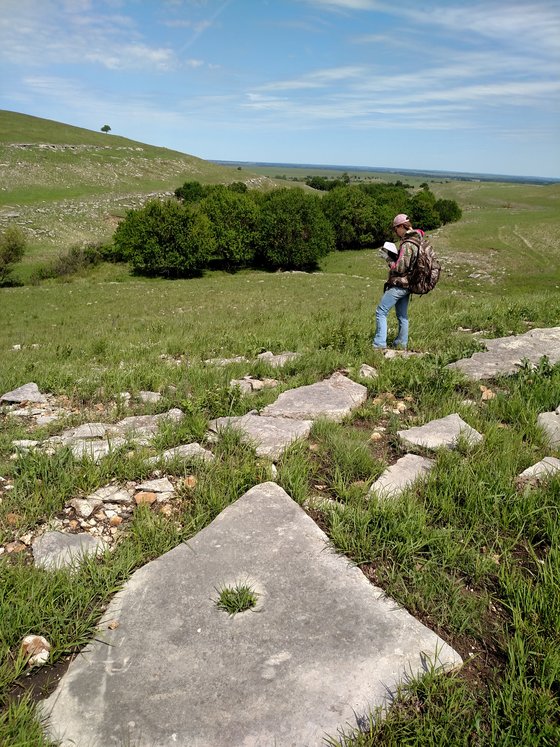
left=0, top=110, right=281, bottom=260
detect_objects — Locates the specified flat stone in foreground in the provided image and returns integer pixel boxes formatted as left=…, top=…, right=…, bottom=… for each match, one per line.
left=261, top=372, right=367, bottom=422
left=1, top=382, right=47, bottom=404
left=208, top=413, right=312, bottom=459
left=368, top=454, right=435, bottom=500
left=398, top=413, right=483, bottom=450
left=32, top=531, right=105, bottom=570
left=446, top=327, right=560, bottom=380
left=42, top=482, right=461, bottom=747
left=537, top=409, right=560, bottom=448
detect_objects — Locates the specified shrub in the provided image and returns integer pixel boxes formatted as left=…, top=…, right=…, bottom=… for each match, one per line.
left=199, top=187, right=259, bottom=270
left=322, top=186, right=385, bottom=249
left=435, top=198, right=462, bottom=224
left=32, top=243, right=105, bottom=282
left=409, top=190, right=442, bottom=231
left=0, top=225, right=26, bottom=284
left=227, top=181, right=248, bottom=193
left=257, top=189, right=334, bottom=270
left=113, top=199, right=215, bottom=277
left=174, top=181, right=208, bottom=204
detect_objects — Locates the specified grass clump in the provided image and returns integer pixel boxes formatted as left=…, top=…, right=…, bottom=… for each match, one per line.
left=215, top=583, right=259, bottom=616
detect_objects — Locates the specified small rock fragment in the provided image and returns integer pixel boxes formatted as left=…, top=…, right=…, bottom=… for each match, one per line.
left=21, top=635, right=51, bottom=667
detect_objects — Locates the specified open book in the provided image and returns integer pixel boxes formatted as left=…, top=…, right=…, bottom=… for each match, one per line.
left=378, top=241, right=398, bottom=261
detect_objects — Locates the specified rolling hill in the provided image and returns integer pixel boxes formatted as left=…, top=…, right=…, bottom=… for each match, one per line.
left=0, top=110, right=281, bottom=260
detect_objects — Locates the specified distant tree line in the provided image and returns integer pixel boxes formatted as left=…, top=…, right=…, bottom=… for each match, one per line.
left=111, top=180, right=461, bottom=277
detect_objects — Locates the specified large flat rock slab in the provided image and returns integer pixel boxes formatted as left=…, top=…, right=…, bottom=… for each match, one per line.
left=398, top=414, right=483, bottom=450
left=368, top=454, right=435, bottom=500
left=43, top=409, right=185, bottom=461
left=208, top=413, right=312, bottom=459
left=261, top=372, right=367, bottom=422
left=32, top=531, right=105, bottom=570
left=446, top=327, right=560, bottom=380
left=0, top=382, right=47, bottom=404
left=42, top=482, right=461, bottom=747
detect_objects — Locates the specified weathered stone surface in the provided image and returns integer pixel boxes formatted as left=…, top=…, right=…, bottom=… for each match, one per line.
left=41, top=482, right=461, bottom=747
left=229, top=376, right=279, bottom=394
left=369, top=454, right=435, bottom=500
left=208, top=413, right=312, bottom=459
left=398, top=414, right=483, bottom=450
left=67, top=437, right=127, bottom=462
left=32, top=531, right=105, bottom=570
left=257, top=350, right=300, bottom=368
left=146, top=442, right=215, bottom=465
left=109, top=408, right=184, bottom=438
left=261, top=373, right=367, bottom=422
left=204, top=355, right=249, bottom=366
left=43, top=409, right=184, bottom=461
left=537, top=410, right=560, bottom=447
left=88, top=485, right=133, bottom=504
left=61, top=423, right=110, bottom=440
left=1, top=382, right=47, bottom=404
left=138, top=391, right=162, bottom=404
left=446, top=327, right=560, bottom=380
left=518, top=457, right=560, bottom=481
left=359, top=364, right=378, bottom=379
left=12, top=439, right=39, bottom=450
left=136, top=477, right=174, bottom=494
left=69, top=497, right=103, bottom=519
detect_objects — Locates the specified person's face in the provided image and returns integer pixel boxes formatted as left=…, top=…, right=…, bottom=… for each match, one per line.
left=394, top=224, right=406, bottom=238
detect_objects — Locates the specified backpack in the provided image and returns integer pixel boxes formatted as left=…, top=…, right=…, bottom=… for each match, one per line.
left=405, top=235, right=441, bottom=295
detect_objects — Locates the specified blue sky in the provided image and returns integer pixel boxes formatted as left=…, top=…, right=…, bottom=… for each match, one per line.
left=1, top=0, right=559, bottom=178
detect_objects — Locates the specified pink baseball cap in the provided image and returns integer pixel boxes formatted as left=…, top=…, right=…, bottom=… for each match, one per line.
left=392, top=213, right=409, bottom=227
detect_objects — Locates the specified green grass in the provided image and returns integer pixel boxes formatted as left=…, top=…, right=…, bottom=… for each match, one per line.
left=1, top=116, right=560, bottom=745
left=215, top=583, right=259, bottom=616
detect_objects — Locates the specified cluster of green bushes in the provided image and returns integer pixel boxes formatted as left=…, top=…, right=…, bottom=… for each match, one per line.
left=30, top=242, right=114, bottom=283
left=111, top=180, right=461, bottom=278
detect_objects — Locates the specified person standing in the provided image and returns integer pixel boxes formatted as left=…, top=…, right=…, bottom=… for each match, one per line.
left=373, top=214, right=421, bottom=350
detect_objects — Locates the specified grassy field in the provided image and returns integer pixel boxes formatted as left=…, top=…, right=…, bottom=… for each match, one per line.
left=0, top=112, right=559, bottom=746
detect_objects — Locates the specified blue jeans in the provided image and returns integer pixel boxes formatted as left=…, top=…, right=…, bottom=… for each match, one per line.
left=373, top=286, right=411, bottom=348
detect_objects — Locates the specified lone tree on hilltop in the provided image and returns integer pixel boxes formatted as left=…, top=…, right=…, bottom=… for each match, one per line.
left=100, top=124, right=111, bottom=134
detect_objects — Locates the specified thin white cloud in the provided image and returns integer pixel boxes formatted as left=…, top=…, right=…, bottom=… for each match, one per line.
left=0, top=0, right=177, bottom=72
left=258, top=66, right=367, bottom=91
left=300, top=0, right=382, bottom=10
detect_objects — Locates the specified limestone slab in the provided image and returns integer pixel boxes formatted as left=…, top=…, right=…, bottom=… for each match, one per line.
left=208, top=413, right=312, bottom=459
left=109, top=408, right=184, bottom=438
left=261, top=372, right=367, bottom=422
left=537, top=410, right=560, bottom=448
left=62, top=422, right=110, bottom=440
left=1, top=382, right=47, bottom=404
left=446, top=327, right=560, bottom=380
left=369, top=454, right=435, bottom=500
left=518, top=457, right=560, bottom=481
left=68, top=437, right=127, bottom=462
left=256, top=350, right=300, bottom=368
left=147, top=442, right=215, bottom=465
left=41, top=482, right=461, bottom=747
left=136, top=477, right=174, bottom=493
left=33, top=531, right=105, bottom=570
left=398, top=414, right=483, bottom=450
